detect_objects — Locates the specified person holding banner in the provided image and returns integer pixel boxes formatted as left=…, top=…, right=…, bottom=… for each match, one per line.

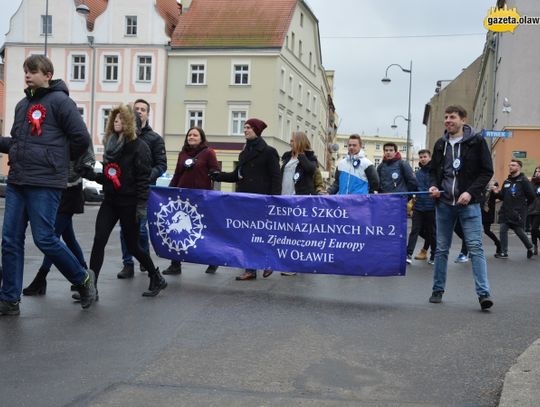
left=211, top=118, right=281, bottom=280
left=428, top=105, right=494, bottom=310
left=327, top=134, right=379, bottom=195
left=162, top=126, right=220, bottom=275
left=529, top=167, right=540, bottom=256
left=85, top=104, right=167, bottom=298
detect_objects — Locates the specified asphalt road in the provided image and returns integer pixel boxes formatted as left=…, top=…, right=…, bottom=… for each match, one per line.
left=1, top=203, right=539, bottom=407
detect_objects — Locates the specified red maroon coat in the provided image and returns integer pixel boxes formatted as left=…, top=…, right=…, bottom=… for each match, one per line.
left=169, top=145, right=219, bottom=190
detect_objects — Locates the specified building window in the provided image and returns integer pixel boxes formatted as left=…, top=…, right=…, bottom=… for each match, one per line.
left=309, top=52, right=312, bottom=69
left=125, top=16, right=137, bottom=36
left=285, top=35, right=289, bottom=49
left=300, top=13, right=304, bottom=27
left=298, top=83, right=303, bottom=105
left=374, top=158, right=381, bottom=166
left=71, top=55, right=86, bottom=81
left=375, top=144, right=381, bottom=150
left=137, top=56, right=152, bottom=82
left=306, top=90, right=311, bottom=111
left=288, top=75, right=294, bottom=97
left=188, top=110, right=204, bottom=128
left=189, top=64, right=206, bottom=85
left=231, top=111, right=247, bottom=135
left=401, top=145, right=407, bottom=152
left=278, top=113, right=284, bottom=140
left=41, top=15, right=52, bottom=36
left=299, top=40, right=303, bottom=59
left=102, top=108, right=111, bottom=134
left=280, top=68, right=286, bottom=91
left=233, top=64, right=249, bottom=85
left=291, top=32, right=295, bottom=52
left=104, top=55, right=119, bottom=81
left=312, top=95, right=317, bottom=115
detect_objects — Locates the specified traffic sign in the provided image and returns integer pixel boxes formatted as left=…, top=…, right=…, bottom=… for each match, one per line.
left=481, top=129, right=513, bottom=138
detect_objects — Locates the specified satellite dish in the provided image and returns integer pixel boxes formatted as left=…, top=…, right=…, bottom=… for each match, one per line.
left=329, top=143, right=340, bottom=153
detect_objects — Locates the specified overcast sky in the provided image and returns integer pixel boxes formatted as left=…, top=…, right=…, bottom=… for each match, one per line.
left=0, top=0, right=495, bottom=148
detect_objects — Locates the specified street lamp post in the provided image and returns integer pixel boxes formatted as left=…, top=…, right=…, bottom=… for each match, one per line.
left=76, top=4, right=95, bottom=140
left=381, top=61, right=413, bottom=164
left=390, top=114, right=409, bottom=130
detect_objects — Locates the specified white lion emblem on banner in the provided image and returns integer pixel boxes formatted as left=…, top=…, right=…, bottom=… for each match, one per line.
left=154, top=197, right=205, bottom=254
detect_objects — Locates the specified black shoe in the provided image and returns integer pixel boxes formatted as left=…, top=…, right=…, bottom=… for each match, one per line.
left=0, top=300, right=20, bottom=316
left=527, top=248, right=533, bottom=259
left=534, top=245, right=538, bottom=256
left=142, top=269, right=167, bottom=297
left=117, top=264, right=135, bottom=279
left=162, top=261, right=182, bottom=275
left=494, top=252, right=508, bottom=259
left=23, top=276, right=47, bottom=296
left=479, top=295, right=493, bottom=310
left=72, top=289, right=99, bottom=302
left=236, top=271, right=256, bottom=280
left=76, top=270, right=97, bottom=309
left=205, top=265, right=218, bottom=274
left=139, top=264, right=147, bottom=272
left=429, top=291, right=443, bottom=304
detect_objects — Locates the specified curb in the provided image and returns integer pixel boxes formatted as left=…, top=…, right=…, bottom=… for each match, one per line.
left=499, top=338, right=540, bottom=406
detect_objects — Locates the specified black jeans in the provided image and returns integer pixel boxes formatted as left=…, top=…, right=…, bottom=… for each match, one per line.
left=531, top=215, right=540, bottom=247
left=90, top=200, right=157, bottom=283
left=482, top=222, right=501, bottom=252
left=407, top=210, right=436, bottom=257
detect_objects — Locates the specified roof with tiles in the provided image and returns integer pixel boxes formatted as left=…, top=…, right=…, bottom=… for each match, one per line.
left=171, top=0, right=297, bottom=48
left=73, top=0, right=180, bottom=36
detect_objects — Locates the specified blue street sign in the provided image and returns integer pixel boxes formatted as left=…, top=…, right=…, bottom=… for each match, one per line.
left=481, top=129, right=513, bottom=138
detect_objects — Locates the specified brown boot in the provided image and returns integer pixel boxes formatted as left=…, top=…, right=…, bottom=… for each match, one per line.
left=414, top=248, right=428, bottom=260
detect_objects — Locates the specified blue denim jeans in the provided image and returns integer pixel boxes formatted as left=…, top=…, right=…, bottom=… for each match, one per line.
left=433, top=202, right=491, bottom=297
left=0, top=185, right=87, bottom=302
left=120, top=216, right=149, bottom=265
left=41, top=212, right=87, bottom=271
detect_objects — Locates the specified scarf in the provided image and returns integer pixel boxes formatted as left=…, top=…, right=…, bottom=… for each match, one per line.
left=104, top=133, right=126, bottom=164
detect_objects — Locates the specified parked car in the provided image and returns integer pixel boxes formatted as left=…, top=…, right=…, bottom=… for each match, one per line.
left=83, top=162, right=104, bottom=202
left=155, top=172, right=172, bottom=187
left=0, top=175, right=7, bottom=198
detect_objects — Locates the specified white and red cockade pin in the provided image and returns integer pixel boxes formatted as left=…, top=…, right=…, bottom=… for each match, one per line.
left=104, top=163, right=122, bottom=190
left=27, top=104, right=47, bottom=136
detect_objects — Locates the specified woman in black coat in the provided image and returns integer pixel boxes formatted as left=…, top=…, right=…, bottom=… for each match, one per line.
left=481, top=180, right=502, bottom=255
left=86, top=104, right=167, bottom=298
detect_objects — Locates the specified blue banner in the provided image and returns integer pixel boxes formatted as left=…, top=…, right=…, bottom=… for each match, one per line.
left=148, top=187, right=407, bottom=276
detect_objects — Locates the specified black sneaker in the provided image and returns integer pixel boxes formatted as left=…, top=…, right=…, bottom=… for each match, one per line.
left=406, top=255, right=412, bottom=265
left=117, top=264, right=135, bottom=279
left=77, top=270, right=96, bottom=309
left=139, top=264, right=147, bottom=272
left=494, top=252, right=508, bottom=259
left=163, top=261, right=182, bottom=275
left=0, top=300, right=20, bottom=316
left=527, top=248, right=533, bottom=259
left=205, top=265, right=218, bottom=274
left=479, top=295, right=493, bottom=310
left=429, top=291, right=443, bottom=304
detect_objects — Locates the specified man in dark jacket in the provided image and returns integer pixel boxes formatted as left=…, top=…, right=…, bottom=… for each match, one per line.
left=428, top=105, right=494, bottom=310
left=493, top=159, right=535, bottom=259
left=0, top=55, right=96, bottom=315
left=406, top=149, right=436, bottom=265
left=117, top=99, right=167, bottom=279
left=212, top=118, right=281, bottom=280
left=377, top=142, right=417, bottom=193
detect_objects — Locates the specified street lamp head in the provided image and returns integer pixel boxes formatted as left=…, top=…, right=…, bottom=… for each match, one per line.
left=381, top=77, right=391, bottom=85
left=390, top=124, right=398, bottom=129
left=76, top=4, right=90, bottom=15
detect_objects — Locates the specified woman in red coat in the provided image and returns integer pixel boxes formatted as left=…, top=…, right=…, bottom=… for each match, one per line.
left=162, top=126, right=220, bottom=275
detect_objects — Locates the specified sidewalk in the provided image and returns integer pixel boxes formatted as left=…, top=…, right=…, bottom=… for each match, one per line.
left=499, top=338, right=540, bottom=406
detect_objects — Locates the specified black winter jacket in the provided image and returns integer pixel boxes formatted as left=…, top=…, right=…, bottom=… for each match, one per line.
left=216, top=137, right=281, bottom=195
left=495, top=173, right=535, bottom=227
left=137, top=123, right=167, bottom=184
left=280, top=150, right=318, bottom=195
left=96, top=138, right=152, bottom=206
left=430, top=125, right=493, bottom=205
left=0, top=80, right=90, bottom=189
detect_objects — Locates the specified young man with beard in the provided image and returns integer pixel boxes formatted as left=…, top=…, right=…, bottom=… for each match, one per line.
left=406, top=149, right=436, bottom=265
left=493, top=159, right=535, bottom=259
left=428, top=105, right=494, bottom=310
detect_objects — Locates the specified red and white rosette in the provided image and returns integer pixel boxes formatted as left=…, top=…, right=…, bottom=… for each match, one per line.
left=104, top=163, right=122, bottom=190
left=27, top=104, right=47, bottom=136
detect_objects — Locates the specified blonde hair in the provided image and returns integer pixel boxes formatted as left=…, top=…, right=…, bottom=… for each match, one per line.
left=103, top=104, right=137, bottom=145
left=291, top=131, right=311, bottom=154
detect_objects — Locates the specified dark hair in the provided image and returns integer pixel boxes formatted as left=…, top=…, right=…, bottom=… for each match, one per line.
left=183, top=126, right=207, bottom=150
left=418, top=149, right=431, bottom=156
left=23, top=55, right=54, bottom=77
left=511, top=159, right=523, bottom=168
left=134, top=99, right=150, bottom=114
left=445, top=105, right=467, bottom=119
left=349, top=134, right=362, bottom=145
left=533, top=166, right=540, bottom=176
left=383, top=142, right=398, bottom=152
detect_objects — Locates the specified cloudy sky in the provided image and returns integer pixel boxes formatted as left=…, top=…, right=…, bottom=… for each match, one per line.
left=0, top=0, right=495, bottom=148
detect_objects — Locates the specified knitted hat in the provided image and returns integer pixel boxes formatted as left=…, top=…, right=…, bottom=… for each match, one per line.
left=245, top=118, right=267, bottom=137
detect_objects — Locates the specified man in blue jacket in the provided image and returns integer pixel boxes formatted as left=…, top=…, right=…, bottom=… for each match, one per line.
left=0, top=55, right=96, bottom=315
left=406, top=149, right=436, bottom=265
left=428, top=105, right=494, bottom=310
